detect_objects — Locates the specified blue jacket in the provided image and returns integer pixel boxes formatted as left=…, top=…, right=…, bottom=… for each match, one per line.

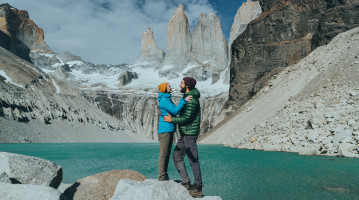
left=158, top=93, right=187, bottom=134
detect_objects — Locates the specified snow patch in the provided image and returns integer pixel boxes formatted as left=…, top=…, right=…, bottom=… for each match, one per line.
left=182, top=64, right=198, bottom=74
left=66, top=60, right=84, bottom=67
left=41, top=68, right=55, bottom=74
left=37, top=53, right=55, bottom=58
left=0, top=70, right=24, bottom=88
left=125, top=65, right=229, bottom=97
left=52, top=56, right=65, bottom=67
left=50, top=78, right=61, bottom=93
left=161, top=65, right=174, bottom=71
left=71, top=69, right=119, bottom=89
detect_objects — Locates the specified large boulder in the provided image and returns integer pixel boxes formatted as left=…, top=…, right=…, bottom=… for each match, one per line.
left=0, top=152, right=62, bottom=188
left=110, top=179, right=222, bottom=200
left=64, top=169, right=146, bottom=200
left=298, top=147, right=319, bottom=156
left=338, top=143, right=359, bottom=158
left=117, top=71, right=138, bottom=86
left=0, top=183, right=67, bottom=200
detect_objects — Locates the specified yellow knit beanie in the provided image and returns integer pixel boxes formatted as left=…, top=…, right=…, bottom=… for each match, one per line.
left=158, top=83, right=168, bottom=93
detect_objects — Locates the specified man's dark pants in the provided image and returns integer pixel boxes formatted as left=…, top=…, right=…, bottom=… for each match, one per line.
left=172, top=135, right=202, bottom=186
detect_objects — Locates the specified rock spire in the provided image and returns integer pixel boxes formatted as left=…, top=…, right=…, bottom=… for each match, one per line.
left=229, top=0, right=262, bottom=51
left=191, top=12, right=229, bottom=74
left=136, top=27, right=164, bottom=64
left=162, top=4, right=191, bottom=68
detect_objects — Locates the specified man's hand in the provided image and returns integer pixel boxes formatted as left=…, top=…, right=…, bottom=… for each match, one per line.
left=163, top=114, right=172, bottom=122
left=185, top=95, right=192, bottom=102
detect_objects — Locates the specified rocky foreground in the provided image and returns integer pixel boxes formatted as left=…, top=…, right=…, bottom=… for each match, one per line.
left=201, top=27, right=359, bottom=158
left=0, top=152, right=221, bottom=200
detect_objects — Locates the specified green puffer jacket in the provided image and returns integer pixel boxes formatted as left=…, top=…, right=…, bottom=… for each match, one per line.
left=172, top=88, right=201, bottom=136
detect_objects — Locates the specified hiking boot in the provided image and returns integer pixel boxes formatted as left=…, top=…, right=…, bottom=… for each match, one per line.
left=181, top=181, right=191, bottom=190
left=158, top=174, right=169, bottom=181
left=189, top=184, right=202, bottom=198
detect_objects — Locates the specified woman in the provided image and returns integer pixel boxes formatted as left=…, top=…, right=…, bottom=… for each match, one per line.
left=157, top=82, right=192, bottom=181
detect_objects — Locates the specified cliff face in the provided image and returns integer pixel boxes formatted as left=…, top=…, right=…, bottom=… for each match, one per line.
left=83, top=91, right=228, bottom=139
left=191, top=13, right=228, bottom=83
left=0, top=3, right=52, bottom=62
left=229, top=0, right=359, bottom=109
left=136, top=27, right=165, bottom=65
left=162, top=5, right=191, bottom=69
left=229, top=0, right=262, bottom=49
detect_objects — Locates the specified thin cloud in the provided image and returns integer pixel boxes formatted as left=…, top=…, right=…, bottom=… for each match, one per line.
left=9, top=0, right=215, bottom=65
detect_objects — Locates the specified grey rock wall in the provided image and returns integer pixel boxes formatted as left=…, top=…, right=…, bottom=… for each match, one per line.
left=191, top=13, right=228, bottom=83
left=229, top=0, right=359, bottom=109
left=83, top=91, right=228, bottom=140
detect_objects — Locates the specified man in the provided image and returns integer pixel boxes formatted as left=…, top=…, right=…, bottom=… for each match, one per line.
left=163, top=77, right=203, bottom=197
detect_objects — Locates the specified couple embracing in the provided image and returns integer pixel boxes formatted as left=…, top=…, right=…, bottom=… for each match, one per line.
left=157, top=77, right=203, bottom=197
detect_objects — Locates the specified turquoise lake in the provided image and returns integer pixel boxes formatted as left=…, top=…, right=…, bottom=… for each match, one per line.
left=1, top=143, right=359, bottom=200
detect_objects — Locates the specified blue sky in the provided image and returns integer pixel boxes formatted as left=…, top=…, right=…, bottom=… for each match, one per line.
left=8, top=0, right=246, bottom=64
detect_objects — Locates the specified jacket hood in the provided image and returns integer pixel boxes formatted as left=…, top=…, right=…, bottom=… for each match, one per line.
left=184, top=88, right=200, bottom=99
left=158, top=92, right=171, bottom=101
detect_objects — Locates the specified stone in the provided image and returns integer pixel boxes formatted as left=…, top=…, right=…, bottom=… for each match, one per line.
left=110, top=179, right=222, bottom=200
left=64, top=169, right=146, bottom=200
left=0, top=172, right=11, bottom=183
left=348, top=119, right=356, bottom=126
left=298, top=147, right=318, bottom=156
left=307, top=130, right=319, bottom=143
left=332, top=130, right=352, bottom=146
left=0, top=183, right=67, bottom=200
left=349, top=91, right=358, bottom=96
left=338, top=143, right=359, bottom=158
left=262, top=144, right=280, bottom=151
left=342, top=136, right=354, bottom=144
left=117, top=71, right=138, bottom=86
left=326, top=118, right=335, bottom=123
left=0, top=152, right=62, bottom=188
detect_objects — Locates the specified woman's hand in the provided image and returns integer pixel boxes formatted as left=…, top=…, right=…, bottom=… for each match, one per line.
left=185, top=95, right=193, bottom=102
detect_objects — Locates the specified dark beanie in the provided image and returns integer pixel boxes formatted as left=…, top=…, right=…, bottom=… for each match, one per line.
left=183, top=77, right=196, bottom=90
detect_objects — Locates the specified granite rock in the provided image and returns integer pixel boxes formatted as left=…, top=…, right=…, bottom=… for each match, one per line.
left=136, top=27, right=165, bottom=64
left=191, top=12, right=228, bottom=83
left=162, top=4, right=191, bottom=69
left=0, top=3, right=52, bottom=62
left=0, top=183, right=67, bottom=200
left=0, top=152, right=62, bottom=188
left=110, top=179, right=222, bottom=200
left=64, top=170, right=146, bottom=200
